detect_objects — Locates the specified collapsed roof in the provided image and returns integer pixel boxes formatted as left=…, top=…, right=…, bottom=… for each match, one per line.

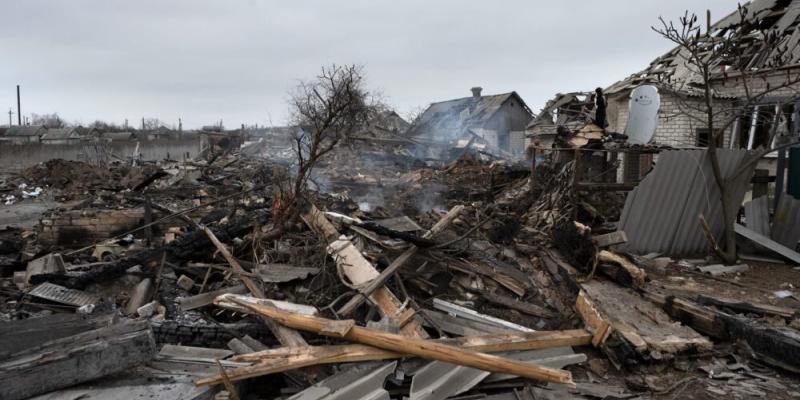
left=527, top=92, right=596, bottom=135
left=407, top=91, right=532, bottom=141
left=606, top=0, right=800, bottom=96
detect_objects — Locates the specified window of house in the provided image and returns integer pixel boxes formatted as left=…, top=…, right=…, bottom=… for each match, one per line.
left=733, top=103, right=796, bottom=149
left=497, top=132, right=510, bottom=152
left=696, top=128, right=723, bottom=147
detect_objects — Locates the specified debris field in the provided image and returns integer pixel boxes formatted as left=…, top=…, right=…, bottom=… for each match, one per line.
left=1, top=119, right=799, bottom=400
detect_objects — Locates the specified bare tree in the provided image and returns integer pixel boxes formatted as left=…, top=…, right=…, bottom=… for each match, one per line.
left=653, top=6, right=800, bottom=263
left=404, top=105, right=428, bottom=126
left=31, top=113, right=65, bottom=128
left=270, top=64, right=377, bottom=234
left=91, top=120, right=122, bottom=131
left=141, top=117, right=166, bottom=130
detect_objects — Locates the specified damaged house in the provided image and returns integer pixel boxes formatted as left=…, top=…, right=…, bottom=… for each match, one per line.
left=604, top=0, right=800, bottom=172
left=1, top=125, right=46, bottom=144
left=40, top=127, right=83, bottom=145
left=407, top=87, right=534, bottom=159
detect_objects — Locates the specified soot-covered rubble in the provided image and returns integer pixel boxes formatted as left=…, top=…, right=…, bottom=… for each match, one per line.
left=1, top=125, right=799, bottom=400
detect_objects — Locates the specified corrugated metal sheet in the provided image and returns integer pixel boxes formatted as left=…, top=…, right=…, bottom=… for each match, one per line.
left=407, top=349, right=583, bottom=400
left=288, top=361, right=396, bottom=400
left=28, top=282, right=99, bottom=307
left=744, top=196, right=771, bottom=235
left=618, top=149, right=756, bottom=256
left=772, top=194, right=800, bottom=249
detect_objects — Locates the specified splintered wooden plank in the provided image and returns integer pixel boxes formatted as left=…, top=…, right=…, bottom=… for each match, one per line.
left=205, top=296, right=577, bottom=386
left=203, top=228, right=307, bottom=347
left=198, top=329, right=591, bottom=386
left=592, top=231, right=628, bottom=248
left=302, top=204, right=428, bottom=338
left=0, top=321, right=156, bottom=400
left=579, top=280, right=712, bottom=356
left=0, top=313, right=114, bottom=358
left=177, top=285, right=248, bottom=311
left=336, top=205, right=464, bottom=316
left=575, top=290, right=612, bottom=347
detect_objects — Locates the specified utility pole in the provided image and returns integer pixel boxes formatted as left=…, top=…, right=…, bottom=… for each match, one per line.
left=16, top=85, right=21, bottom=125
left=178, top=117, right=182, bottom=132
left=141, top=117, right=145, bottom=131
left=7, top=108, right=13, bottom=127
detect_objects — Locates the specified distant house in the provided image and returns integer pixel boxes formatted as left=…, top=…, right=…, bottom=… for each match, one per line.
left=100, top=131, right=137, bottom=142
left=357, top=110, right=411, bottom=139
left=407, top=87, right=533, bottom=158
left=41, top=127, right=82, bottom=145
left=142, top=126, right=174, bottom=140
left=3, top=125, right=46, bottom=144
left=525, top=91, right=600, bottom=151
left=75, top=126, right=100, bottom=139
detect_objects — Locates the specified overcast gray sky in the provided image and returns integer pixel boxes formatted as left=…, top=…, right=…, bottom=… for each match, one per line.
left=1, top=0, right=735, bottom=129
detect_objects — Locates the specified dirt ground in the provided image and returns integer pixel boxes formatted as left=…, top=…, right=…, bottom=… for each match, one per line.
left=648, top=261, right=800, bottom=310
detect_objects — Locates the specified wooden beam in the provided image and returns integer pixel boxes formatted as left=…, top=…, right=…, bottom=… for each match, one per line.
left=591, top=231, right=627, bottom=248
left=197, top=329, right=591, bottom=386
left=177, top=284, right=248, bottom=311
left=301, top=204, right=428, bottom=338
left=337, top=205, right=464, bottom=315
left=203, top=227, right=307, bottom=347
left=0, top=312, right=114, bottom=358
left=212, top=295, right=574, bottom=384
left=597, top=250, right=647, bottom=288
left=575, top=290, right=612, bottom=347
left=0, top=321, right=156, bottom=400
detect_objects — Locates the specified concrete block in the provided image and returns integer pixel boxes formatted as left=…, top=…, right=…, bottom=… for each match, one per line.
left=125, top=278, right=153, bottom=315
left=26, top=253, right=65, bottom=283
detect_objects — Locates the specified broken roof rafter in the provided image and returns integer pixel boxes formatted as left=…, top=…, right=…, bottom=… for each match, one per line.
left=607, top=0, right=800, bottom=95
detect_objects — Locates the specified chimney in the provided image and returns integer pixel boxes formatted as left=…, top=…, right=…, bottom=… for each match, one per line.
left=471, top=87, right=482, bottom=99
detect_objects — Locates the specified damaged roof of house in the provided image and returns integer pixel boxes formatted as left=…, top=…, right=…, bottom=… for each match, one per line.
left=606, top=0, right=800, bottom=96
left=527, top=92, right=595, bottom=133
left=41, top=127, right=80, bottom=140
left=407, top=91, right=532, bottom=139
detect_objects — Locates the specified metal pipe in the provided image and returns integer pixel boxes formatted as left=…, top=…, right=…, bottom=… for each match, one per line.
left=16, top=85, right=21, bottom=125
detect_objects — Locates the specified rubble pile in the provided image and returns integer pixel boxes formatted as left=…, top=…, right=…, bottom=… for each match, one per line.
left=1, top=141, right=799, bottom=400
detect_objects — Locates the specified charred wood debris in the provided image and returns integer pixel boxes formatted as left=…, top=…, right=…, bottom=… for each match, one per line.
left=1, top=133, right=800, bottom=400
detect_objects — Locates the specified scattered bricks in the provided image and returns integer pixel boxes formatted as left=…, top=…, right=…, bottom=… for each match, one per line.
left=36, top=207, right=150, bottom=246
left=71, top=218, right=94, bottom=226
